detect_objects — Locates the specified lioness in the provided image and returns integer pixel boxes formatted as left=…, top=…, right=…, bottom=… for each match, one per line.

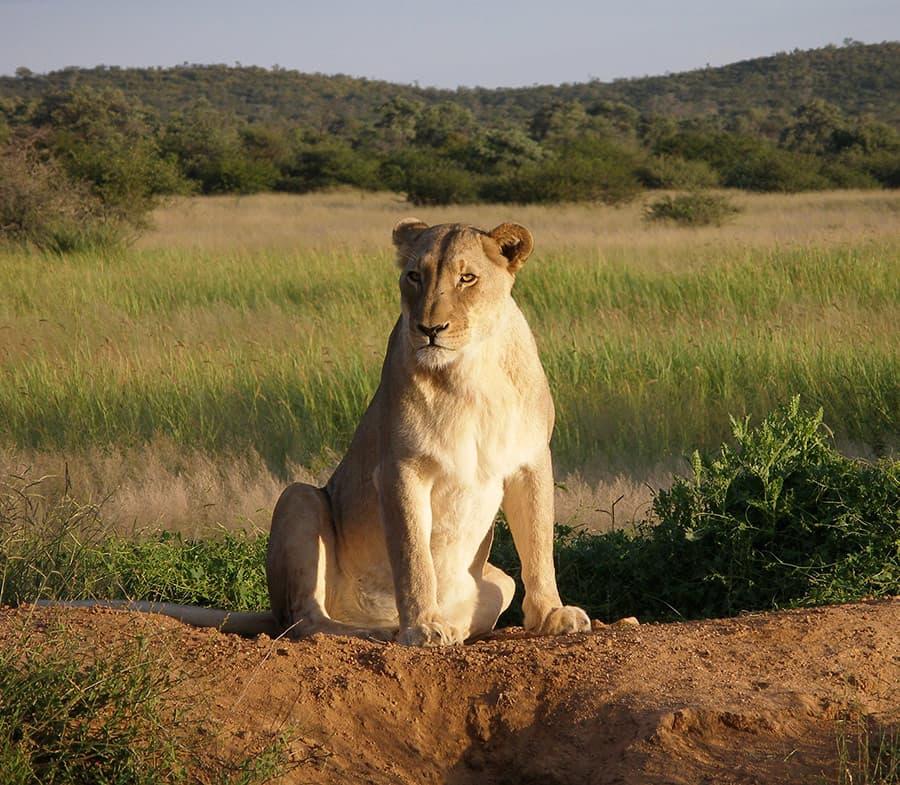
left=265, top=218, right=589, bottom=645
left=38, top=219, right=589, bottom=646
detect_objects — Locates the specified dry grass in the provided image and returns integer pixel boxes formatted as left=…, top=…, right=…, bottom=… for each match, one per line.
left=2, top=189, right=898, bottom=533
left=141, top=189, right=900, bottom=255
left=0, top=446, right=668, bottom=534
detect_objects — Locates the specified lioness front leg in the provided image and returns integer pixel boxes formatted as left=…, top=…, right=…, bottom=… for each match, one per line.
left=502, top=450, right=590, bottom=635
left=378, top=462, right=466, bottom=646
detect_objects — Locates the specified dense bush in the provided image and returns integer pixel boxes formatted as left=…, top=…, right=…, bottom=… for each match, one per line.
left=647, top=399, right=898, bottom=612
left=30, top=87, right=187, bottom=222
left=0, top=137, right=125, bottom=252
left=277, top=138, right=381, bottom=193
left=636, top=155, right=720, bottom=189
left=482, top=137, right=642, bottom=204
left=0, top=87, right=188, bottom=251
left=1, top=70, right=897, bottom=210
left=386, top=150, right=482, bottom=206
left=496, top=398, right=898, bottom=623
left=644, top=191, right=741, bottom=227
left=723, top=146, right=831, bottom=192
left=162, top=104, right=275, bottom=194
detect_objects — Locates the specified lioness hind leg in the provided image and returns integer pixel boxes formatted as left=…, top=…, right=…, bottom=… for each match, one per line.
left=267, top=483, right=394, bottom=641
left=465, top=562, right=516, bottom=640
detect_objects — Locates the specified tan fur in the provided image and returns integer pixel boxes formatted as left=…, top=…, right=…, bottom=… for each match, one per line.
left=266, top=219, right=590, bottom=646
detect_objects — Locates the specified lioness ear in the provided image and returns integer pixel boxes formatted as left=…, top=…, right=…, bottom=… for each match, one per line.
left=392, top=217, right=429, bottom=262
left=488, top=223, right=534, bottom=273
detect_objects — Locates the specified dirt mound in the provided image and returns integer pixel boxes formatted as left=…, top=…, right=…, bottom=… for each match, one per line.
left=3, top=599, right=897, bottom=784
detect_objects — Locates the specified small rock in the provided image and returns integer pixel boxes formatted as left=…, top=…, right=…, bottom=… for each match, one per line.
left=591, top=619, right=606, bottom=631
left=276, top=646, right=290, bottom=656
left=615, top=616, right=640, bottom=626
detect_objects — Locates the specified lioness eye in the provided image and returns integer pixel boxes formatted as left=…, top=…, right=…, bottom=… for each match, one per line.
left=460, top=273, right=477, bottom=284
left=407, top=270, right=421, bottom=283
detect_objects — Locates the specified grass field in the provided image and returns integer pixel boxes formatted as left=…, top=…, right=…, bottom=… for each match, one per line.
left=1, top=189, right=898, bottom=532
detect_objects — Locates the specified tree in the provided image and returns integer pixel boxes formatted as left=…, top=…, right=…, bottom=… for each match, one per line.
left=413, top=102, right=477, bottom=148
left=30, top=86, right=187, bottom=223
left=162, top=102, right=274, bottom=193
left=529, top=100, right=589, bottom=144
left=780, top=100, right=851, bottom=155
left=372, top=96, right=424, bottom=151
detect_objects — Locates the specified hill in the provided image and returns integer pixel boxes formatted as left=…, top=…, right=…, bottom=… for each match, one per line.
left=2, top=41, right=898, bottom=233
left=2, top=41, right=899, bottom=129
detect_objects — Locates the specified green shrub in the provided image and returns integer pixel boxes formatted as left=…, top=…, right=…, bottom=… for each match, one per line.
left=31, top=87, right=187, bottom=223
left=722, top=147, right=831, bottom=192
left=162, top=104, right=275, bottom=195
left=644, top=191, right=741, bottom=227
left=0, top=629, right=183, bottom=785
left=483, top=136, right=642, bottom=205
left=496, top=398, right=899, bottom=623
left=653, top=129, right=834, bottom=193
left=649, top=398, right=899, bottom=612
left=4, top=401, right=896, bottom=627
left=859, top=149, right=900, bottom=188
left=0, top=138, right=128, bottom=252
left=385, top=151, right=481, bottom=206
left=0, top=477, right=268, bottom=609
left=277, top=139, right=381, bottom=193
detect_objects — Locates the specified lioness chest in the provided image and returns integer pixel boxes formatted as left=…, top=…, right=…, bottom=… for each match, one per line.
left=401, top=364, right=546, bottom=570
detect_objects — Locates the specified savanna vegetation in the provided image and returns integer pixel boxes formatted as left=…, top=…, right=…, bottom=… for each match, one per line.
left=4, top=398, right=896, bottom=623
left=0, top=44, right=898, bottom=782
left=1, top=42, right=899, bottom=252
left=0, top=150, right=898, bottom=785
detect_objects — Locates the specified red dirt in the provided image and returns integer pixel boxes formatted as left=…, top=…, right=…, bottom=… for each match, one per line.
left=3, top=599, right=898, bottom=784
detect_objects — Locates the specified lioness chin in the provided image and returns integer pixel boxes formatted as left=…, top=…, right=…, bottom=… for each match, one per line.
left=36, top=219, right=589, bottom=647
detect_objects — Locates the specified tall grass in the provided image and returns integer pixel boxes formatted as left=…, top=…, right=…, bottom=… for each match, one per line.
left=1, top=203, right=897, bottom=477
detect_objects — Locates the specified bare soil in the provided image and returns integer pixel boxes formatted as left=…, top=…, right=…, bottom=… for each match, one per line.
left=4, top=599, right=898, bottom=784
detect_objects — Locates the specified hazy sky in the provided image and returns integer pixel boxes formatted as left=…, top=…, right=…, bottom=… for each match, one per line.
left=1, top=0, right=898, bottom=88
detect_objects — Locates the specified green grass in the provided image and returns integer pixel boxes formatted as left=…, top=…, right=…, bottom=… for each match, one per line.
left=0, top=626, right=185, bottom=785
left=0, top=239, right=896, bottom=474
left=0, top=620, right=291, bottom=785
left=836, top=713, right=900, bottom=785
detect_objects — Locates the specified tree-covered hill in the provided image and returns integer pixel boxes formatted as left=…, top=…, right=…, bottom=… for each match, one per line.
left=2, top=41, right=898, bottom=129
left=2, top=41, right=898, bottom=250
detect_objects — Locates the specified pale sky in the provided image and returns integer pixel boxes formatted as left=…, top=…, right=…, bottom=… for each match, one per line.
left=1, top=0, right=897, bottom=88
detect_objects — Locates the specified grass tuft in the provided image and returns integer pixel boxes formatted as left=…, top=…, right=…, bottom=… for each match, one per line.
left=836, top=712, right=900, bottom=785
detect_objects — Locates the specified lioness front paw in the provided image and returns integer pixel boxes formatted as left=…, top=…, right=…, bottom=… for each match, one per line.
left=396, top=619, right=465, bottom=647
left=534, top=605, right=591, bottom=636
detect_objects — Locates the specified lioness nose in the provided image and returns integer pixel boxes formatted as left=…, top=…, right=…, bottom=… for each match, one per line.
left=418, top=322, right=449, bottom=338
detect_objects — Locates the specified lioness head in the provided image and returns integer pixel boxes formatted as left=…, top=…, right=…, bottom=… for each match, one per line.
left=391, top=218, right=534, bottom=369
